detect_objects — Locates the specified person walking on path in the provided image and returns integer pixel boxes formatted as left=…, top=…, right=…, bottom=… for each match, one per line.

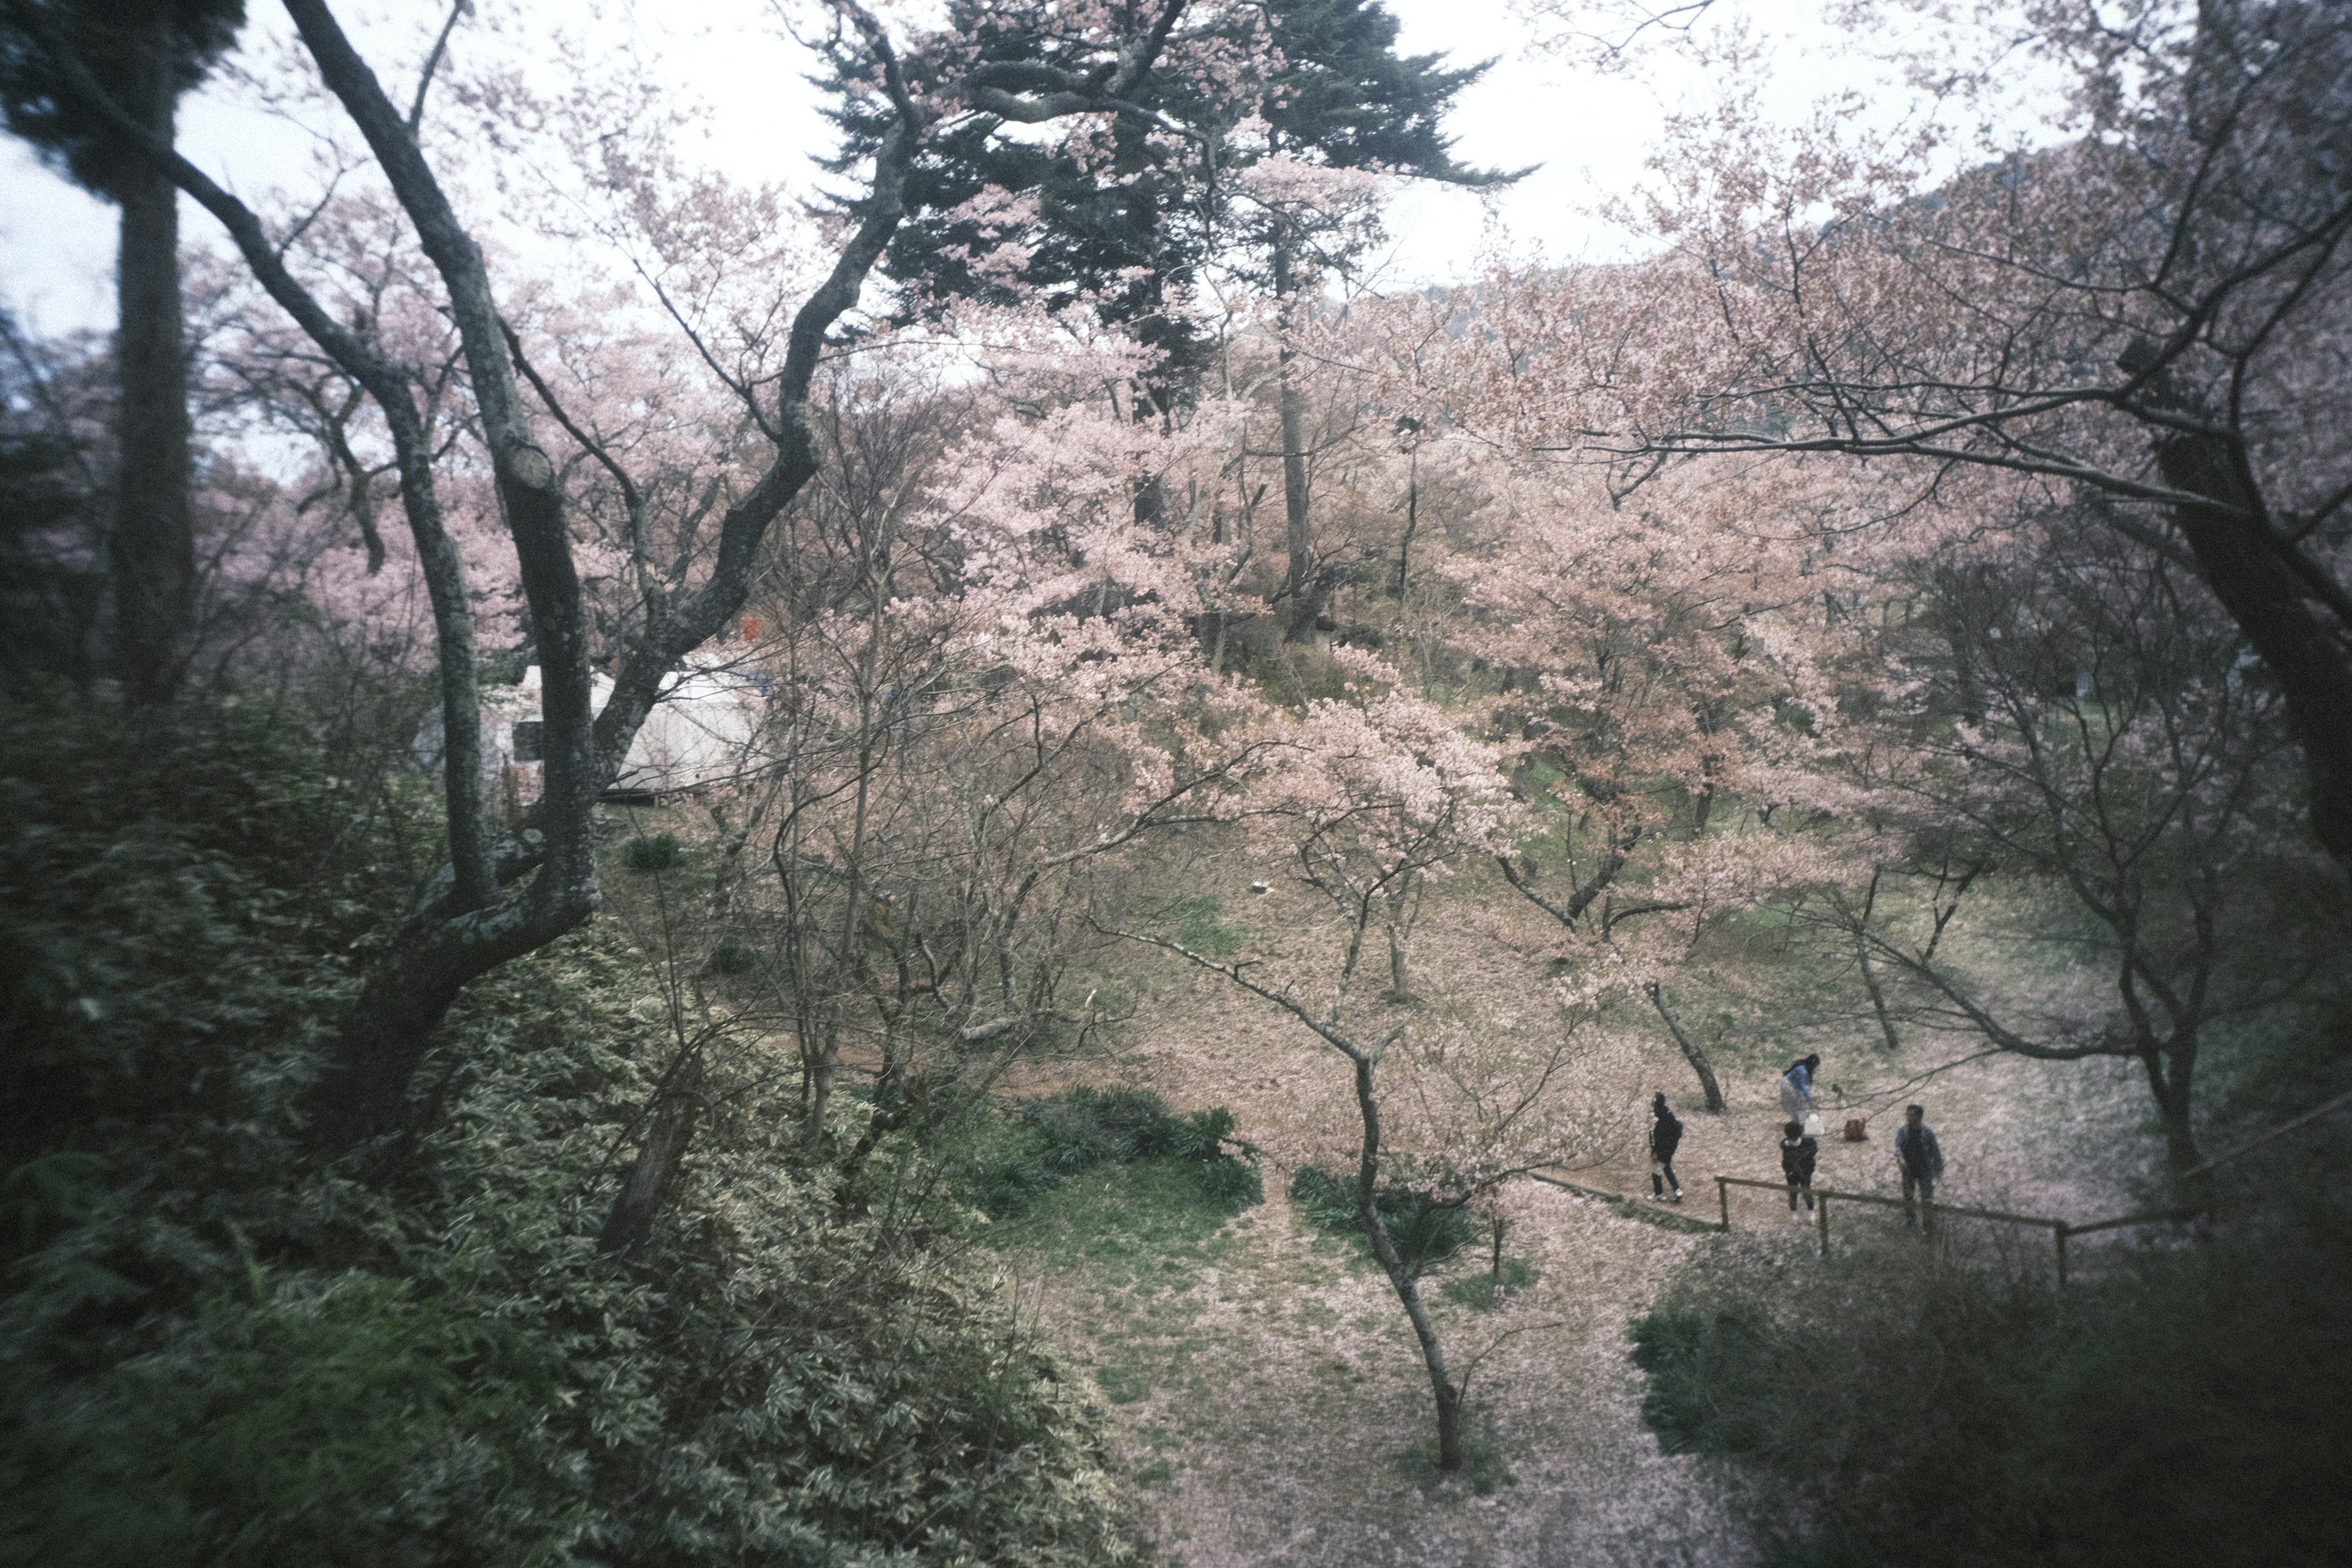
left=1649, top=1093, right=1685, bottom=1201
left=1896, top=1104, right=1945, bottom=1230
left=1781, top=1120, right=1819, bottom=1214
left=1780, top=1054, right=1822, bottom=1122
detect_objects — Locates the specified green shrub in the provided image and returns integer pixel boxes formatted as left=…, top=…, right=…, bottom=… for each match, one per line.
left=1188, top=1150, right=1264, bottom=1212
left=704, top=934, right=758, bottom=975
left=1289, top=1165, right=1479, bottom=1276
left=1441, top=1257, right=1540, bottom=1311
left=622, top=832, right=683, bottom=872
left=1628, top=1213, right=2352, bottom=1567
left=1131, top=1102, right=1237, bottom=1163
left=963, top=1088, right=1261, bottom=1221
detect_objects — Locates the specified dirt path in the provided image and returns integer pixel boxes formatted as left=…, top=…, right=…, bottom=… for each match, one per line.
left=993, top=865, right=2168, bottom=1565
left=1005, top=1172, right=1748, bottom=1567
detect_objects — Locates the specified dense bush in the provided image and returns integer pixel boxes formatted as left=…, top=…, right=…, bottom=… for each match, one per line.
left=1628, top=1213, right=2352, bottom=1567
left=965, top=1086, right=1263, bottom=1219
left=1287, top=1164, right=1480, bottom=1276
left=622, top=832, right=684, bottom=872
left=0, top=693, right=420, bottom=1178
left=0, top=696, right=1142, bottom=1566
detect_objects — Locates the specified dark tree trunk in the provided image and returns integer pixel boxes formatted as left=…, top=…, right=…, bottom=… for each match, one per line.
left=1858, top=932, right=1901, bottom=1052
left=307, top=886, right=587, bottom=1148
left=2137, top=1034, right=2203, bottom=1174
left=2113, top=341, right=2352, bottom=875
left=804, top=1015, right=840, bottom=1140
left=600, top=1054, right=704, bottom=1252
left=1856, top=872, right=1901, bottom=1052
left=1351, top=1050, right=1464, bottom=1472
left=108, top=13, right=192, bottom=706
left=1645, top=981, right=1725, bottom=1112
left=2151, top=429, right=2352, bottom=872
left=1272, top=237, right=1324, bottom=644
left=1384, top=924, right=1415, bottom=1003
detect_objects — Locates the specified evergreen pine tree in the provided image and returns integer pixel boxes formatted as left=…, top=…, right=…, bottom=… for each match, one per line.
left=0, top=0, right=246, bottom=704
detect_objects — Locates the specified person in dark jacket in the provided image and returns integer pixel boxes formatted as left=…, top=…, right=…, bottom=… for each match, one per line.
left=1649, top=1093, right=1685, bottom=1201
left=1895, top=1104, right=1946, bottom=1230
left=1781, top=1120, right=1819, bottom=1213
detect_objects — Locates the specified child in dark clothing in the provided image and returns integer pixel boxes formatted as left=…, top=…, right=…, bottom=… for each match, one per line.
left=1781, top=1120, right=1819, bottom=1213
left=1649, top=1093, right=1684, bottom=1201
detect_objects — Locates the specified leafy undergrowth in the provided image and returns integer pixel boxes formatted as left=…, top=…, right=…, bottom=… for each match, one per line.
left=0, top=695, right=1142, bottom=1567
left=1629, top=1210, right=2352, bottom=1567
left=1286, top=1164, right=1481, bottom=1276
left=958, top=1085, right=1263, bottom=1223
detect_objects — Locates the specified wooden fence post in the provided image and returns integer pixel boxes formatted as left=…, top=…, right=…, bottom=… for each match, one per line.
left=1717, top=1175, right=1730, bottom=1233
left=2054, top=1222, right=2068, bottom=1287
left=1817, top=1194, right=1830, bottom=1258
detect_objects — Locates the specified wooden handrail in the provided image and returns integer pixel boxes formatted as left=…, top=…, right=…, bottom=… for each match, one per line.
left=1713, top=1174, right=2072, bottom=1281
left=1711, top=1175, right=2065, bottom=1230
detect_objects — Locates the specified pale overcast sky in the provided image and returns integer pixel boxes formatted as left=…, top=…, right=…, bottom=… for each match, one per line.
left=0, top=1, right=1910, bottom=337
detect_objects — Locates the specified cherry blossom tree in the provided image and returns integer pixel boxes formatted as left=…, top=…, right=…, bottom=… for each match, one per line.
left=18, top=0, right=1239, bottom=1154
left=589, top=348, right=1289, bottom=1242
left=1430, top=420, right=1866, bottom=1107
left=1128, top=652, right=1540, bottom=1472
left=1792, top=502, right=2317, bottom=1172
left=1559, top=0, right=2352, bottom=870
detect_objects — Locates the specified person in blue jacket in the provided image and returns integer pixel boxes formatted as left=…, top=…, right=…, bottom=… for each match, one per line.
left=1649, top=1093, right=1685, bottom=1201
left=1779, top=1054, right=1822, bottom=1121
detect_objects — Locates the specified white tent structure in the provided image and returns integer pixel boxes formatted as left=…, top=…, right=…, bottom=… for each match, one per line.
left=424, top=649, right=767, bottom=813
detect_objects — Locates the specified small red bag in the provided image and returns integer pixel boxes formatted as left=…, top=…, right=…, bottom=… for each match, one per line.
left=1844, top=1117, right=1869, bottom=1142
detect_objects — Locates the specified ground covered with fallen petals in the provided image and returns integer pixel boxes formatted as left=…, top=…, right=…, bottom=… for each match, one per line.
left=987, top=864, right=2169, bottom=1566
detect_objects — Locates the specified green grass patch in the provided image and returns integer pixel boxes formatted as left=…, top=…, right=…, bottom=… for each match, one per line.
left=1393, top=1411, right=1515, bottom=1497
left=1003, top=1156, right=1259, bottom=1417
left=1003, top=1157, right=1249, bottom=1284
left=1439, top=1257, right=1539, bottom=1311
left=1158, top=894, right=1246, bottom=958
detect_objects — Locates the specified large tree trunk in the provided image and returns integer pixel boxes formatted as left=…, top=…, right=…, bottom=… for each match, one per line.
left=599, top=1053, right=704, bottom=1251
left=308, top=883, right=589, bottom=1148
left=1645, top=981, right=1725, bottom=1112
left=1384, top=923, right=1415, bottom=1004
left=2120, top=344, right=2352, bottom=875
left=2138, top=1034, right=2203, bottom=1175
left=108, top=11, right=193, bottom=706
left=1351, top=1050, right=1464, bottom=1472
left=2158, top=450, right=2352, bottom=872
left=1272, top=236, right=1324, bottom=644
